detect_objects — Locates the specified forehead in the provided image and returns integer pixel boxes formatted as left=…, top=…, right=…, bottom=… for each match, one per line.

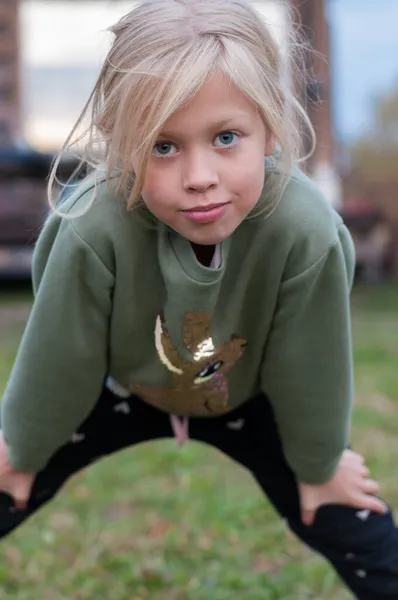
left=160, top=74, right=260, bottom=134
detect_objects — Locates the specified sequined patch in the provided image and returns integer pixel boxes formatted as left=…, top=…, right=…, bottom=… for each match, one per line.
left=131, top=310, right=247, bottom=416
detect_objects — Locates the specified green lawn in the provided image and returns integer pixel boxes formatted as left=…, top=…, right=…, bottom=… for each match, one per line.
left=0, top=285, right=397, bottom=600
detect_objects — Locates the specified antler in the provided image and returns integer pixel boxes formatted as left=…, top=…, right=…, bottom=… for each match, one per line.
left=155, top=312, right=183, bottom=374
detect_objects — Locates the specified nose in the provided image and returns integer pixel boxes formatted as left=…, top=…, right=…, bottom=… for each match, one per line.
left=183, top=150, right=219, bottom=193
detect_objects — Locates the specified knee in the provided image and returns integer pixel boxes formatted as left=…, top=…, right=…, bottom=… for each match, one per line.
left=288, top=504, right=398, bottom=550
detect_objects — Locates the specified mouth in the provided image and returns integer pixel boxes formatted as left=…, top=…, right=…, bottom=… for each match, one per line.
left=181, top=202, right=230, bottom=224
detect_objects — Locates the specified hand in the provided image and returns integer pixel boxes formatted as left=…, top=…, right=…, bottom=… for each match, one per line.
left=0, top=431, right=35, bottom=509
left=299, top=449, right=387, bottom=526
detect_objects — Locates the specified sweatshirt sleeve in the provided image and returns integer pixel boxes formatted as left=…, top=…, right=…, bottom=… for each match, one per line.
left=1, top=219, right=114, bottom=472
left=261, top=224, right=355, bottom=485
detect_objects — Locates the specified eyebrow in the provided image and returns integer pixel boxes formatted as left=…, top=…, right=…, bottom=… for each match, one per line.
left=158, top=112, right=253, bottom=139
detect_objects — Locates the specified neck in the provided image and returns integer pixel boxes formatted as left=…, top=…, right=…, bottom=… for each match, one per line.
left=191, top=243, right=216, bottom=267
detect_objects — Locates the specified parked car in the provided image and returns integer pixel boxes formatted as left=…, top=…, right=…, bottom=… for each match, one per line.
left=0, top=145, right=80, bottom=278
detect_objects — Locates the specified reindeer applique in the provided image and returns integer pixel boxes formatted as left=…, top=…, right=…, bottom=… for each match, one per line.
left=130, top=310, right=247, bottom=416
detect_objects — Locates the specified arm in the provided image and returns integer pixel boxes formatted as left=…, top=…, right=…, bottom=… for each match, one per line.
left=261, top=224, right=355, bottom=485
left=1, top=219, right=114, bottom=472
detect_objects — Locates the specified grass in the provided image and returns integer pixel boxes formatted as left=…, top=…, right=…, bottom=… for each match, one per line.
left=0, top=284, right=397, bottom=599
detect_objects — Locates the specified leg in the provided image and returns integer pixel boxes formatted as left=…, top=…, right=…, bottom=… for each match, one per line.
left=190, top=394, right=398, bottom=600
left=0, top=388, right=171, bottom=539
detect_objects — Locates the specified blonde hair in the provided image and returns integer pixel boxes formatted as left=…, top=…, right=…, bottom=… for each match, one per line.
left=48, top=0, right=314, bottom=217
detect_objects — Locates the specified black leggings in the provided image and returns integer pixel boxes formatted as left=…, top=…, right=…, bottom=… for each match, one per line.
left=1, top=389, right=397, bottom=599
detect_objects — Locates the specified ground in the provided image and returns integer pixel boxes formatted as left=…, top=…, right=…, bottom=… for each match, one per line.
left=0, top=284, right=397, bottom=600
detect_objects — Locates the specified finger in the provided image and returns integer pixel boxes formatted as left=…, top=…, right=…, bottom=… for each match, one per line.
left=359, top=466, right=370, bottom=478
left=13, top=496, right=28, bottom=510
left=345, top=450, right=364, bottom=467
left=363, top=479, right=380, bottom=495
left=362, top=496, right=388, bottom=515
left=352, top=452, right=365, bottom=465
left=12, top=487, right=29, bottom=510
left=12, top=478, right=33, bottom=510
left=346, top=449, right=360, bottom=459
left=301, top=509, right=316, bottom=526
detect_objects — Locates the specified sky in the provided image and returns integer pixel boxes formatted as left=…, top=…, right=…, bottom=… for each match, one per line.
left=20, top=0, right=284, bottom=65
left=20, top=1, right=129, bottom=67
left=328, top=0, right=398, bottom=142
left=19, top=0, right=398, bottom=145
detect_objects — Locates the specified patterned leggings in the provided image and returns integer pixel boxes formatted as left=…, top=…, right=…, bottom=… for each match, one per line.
left=1, top=389, right=397, bottom=598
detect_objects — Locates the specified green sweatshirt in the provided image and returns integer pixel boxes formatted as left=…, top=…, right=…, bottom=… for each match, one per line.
left=1, top=168, right=355, bottom=484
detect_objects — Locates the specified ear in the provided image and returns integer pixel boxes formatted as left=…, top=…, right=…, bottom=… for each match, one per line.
left=265, top=134, right=276, bottom=157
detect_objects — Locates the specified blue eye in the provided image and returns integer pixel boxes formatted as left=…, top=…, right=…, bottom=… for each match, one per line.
left=153, top=142, right=177, bottom=157
left=214, top=131, right=239, bottom=147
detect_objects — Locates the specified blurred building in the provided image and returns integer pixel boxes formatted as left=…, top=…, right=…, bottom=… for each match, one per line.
left=291, top=0, right=341, bottom=209
left=0, top=0, right=20, bottom=145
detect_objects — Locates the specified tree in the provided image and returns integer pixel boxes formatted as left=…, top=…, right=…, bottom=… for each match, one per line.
left=350, top=86, right=398, bottom=184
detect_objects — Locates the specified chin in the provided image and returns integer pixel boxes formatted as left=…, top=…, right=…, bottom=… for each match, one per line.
left=183, top=218, right=242, bottom=246
left=186, top=229, right=232, bottom=246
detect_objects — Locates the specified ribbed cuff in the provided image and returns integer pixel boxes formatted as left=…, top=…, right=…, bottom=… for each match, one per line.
left=291, top=455, right=341, bottom=485
left=6, top=445, right=47, bottom=474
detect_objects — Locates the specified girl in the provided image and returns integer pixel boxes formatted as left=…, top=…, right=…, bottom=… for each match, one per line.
left=1, top=0, right=397, bottom=597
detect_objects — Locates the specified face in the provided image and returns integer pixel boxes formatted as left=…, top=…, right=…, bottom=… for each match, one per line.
left=135, top=74, right=274, bottom=246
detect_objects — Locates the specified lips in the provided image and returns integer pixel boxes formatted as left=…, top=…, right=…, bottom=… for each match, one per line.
left=186, top=203, right=228, bottom=213
left=181, top=202, right=230, bottom=224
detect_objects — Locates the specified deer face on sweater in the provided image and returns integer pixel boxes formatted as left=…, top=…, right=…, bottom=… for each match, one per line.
left=131, top=310, right=247, bottom=416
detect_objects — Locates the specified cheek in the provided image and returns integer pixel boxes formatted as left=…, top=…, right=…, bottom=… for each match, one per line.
left=140, top=179, right=156, bottom=205
left=140, top=166, right=171, bottom=210
left=230, top=155, right=265, bottom=202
